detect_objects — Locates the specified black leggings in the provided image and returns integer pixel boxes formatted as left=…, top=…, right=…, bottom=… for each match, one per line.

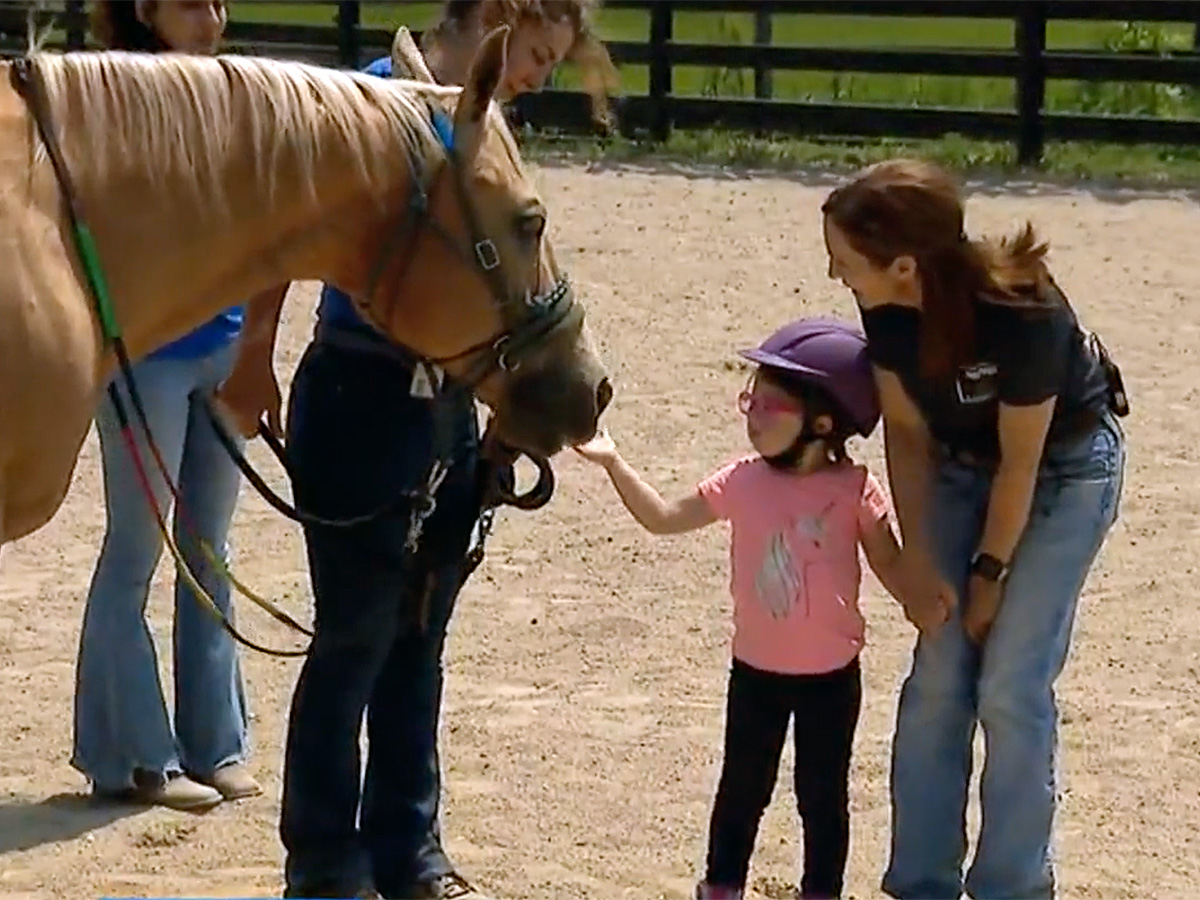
left=705, top=656, right=862, bottom=899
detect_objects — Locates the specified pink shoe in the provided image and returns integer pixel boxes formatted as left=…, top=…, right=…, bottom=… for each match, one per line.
left=694, top=882, right=744, bottom=900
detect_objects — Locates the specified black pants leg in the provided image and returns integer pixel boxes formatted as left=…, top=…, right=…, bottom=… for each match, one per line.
left=792, top=658, right=862, bottom=899
left=704, top=659, right=793, bottom=889
left=279, top=337, right=480, bottom=898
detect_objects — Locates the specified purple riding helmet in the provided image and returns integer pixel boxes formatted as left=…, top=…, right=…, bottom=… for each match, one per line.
left=738, top=316, right=881, bottom=437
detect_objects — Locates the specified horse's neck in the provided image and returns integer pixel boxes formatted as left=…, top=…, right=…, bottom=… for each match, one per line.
left=55, top=57, right=429, bottom=361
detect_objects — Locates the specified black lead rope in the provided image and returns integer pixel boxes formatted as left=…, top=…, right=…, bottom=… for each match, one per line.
left=203, top=398, right=424, bottom=530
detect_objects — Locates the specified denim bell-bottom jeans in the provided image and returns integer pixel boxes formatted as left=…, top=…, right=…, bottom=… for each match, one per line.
left=72, top=341, right=250, bottom=792
left=882, top=412, right=1125, bottom=900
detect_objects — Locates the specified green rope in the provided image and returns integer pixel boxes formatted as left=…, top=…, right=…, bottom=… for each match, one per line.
left=72, top=222, right=121, bottom=343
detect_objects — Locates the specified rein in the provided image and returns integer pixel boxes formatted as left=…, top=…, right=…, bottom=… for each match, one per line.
left=11, top=54, right=569, bottom=658
left=11, top=56, right=309, bottom=657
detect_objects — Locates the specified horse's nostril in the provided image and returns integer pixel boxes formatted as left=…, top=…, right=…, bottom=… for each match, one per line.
left=595, top=377, right=614, bottom=415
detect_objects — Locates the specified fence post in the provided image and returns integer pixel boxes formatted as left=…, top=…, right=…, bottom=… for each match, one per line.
left=64, top=0, right=86, bottom=50
left=754, top=6, right=773, bottom=100
left=336, top=1, right=361, bottom=70
left=648, top=0, right=673, bottom=142
left=1014, top=1, right=1046, bottom=166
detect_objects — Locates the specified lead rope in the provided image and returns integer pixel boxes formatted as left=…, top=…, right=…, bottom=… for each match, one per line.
left=12, top=56, right=310, bottom=657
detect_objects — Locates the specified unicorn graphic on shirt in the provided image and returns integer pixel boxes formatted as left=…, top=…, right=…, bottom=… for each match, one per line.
left=752, top=501, right=835, bottom=620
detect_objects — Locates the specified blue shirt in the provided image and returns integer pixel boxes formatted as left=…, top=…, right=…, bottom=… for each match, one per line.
left=316, top=55, right=395, bottom=331
left=148, top=306, right=244, bottom=361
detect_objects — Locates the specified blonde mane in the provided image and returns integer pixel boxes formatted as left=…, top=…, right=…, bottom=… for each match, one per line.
left=27, top=50, right=461, bottom=212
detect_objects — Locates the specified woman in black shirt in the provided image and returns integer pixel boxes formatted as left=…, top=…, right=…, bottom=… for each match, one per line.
left=821, top=158, right=1126, bottom=900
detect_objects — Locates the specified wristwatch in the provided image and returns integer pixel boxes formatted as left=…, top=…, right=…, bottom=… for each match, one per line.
left=970, top=551, right=1010, bottom=584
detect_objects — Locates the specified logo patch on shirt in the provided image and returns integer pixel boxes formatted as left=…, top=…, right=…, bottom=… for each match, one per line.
left=955, top=361, right=998, bottom=405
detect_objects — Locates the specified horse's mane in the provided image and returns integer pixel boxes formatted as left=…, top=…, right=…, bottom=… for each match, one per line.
left=28, top=50, right=458, bottom=211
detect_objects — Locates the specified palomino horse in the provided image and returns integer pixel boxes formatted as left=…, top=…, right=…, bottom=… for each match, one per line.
left=0, top=26, right=611, bottom=546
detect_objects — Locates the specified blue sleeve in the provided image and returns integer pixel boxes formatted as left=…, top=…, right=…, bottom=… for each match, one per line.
left=362, top=56, right=392, bottom=78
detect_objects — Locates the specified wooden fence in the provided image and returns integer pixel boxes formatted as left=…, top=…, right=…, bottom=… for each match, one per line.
left=2, top=0, right=1199, bottom=165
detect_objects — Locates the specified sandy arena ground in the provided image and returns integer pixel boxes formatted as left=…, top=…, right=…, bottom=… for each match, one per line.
left=1, top=160, right=1198, bottom=899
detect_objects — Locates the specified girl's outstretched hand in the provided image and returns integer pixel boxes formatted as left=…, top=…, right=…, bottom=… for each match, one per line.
left=573, top=428, right=619, bottom=467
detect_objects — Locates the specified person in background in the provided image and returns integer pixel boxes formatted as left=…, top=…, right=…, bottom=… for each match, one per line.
left=215, top=2, right=618, bottom=897
left=72, top=0, right=261, bottom=812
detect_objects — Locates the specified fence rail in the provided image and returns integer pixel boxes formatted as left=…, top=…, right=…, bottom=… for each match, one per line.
left=1, top=0, right=1198, bottom=164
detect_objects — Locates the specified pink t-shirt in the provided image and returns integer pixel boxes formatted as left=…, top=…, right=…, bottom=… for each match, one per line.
left=698, top=456, right=892, bottom=675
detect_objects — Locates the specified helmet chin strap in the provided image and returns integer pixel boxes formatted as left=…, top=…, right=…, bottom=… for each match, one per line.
left=763, top=421, right=824, bottom=471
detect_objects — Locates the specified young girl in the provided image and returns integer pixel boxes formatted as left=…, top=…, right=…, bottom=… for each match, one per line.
left=575, top=317, right=911, bottom=900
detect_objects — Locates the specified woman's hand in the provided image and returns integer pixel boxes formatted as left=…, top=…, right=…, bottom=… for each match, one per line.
left=963, top=575, right=1003, bottom=644
left=215, top=348, right=282, bottom=439
left=573, top=428, right=619, bottom=468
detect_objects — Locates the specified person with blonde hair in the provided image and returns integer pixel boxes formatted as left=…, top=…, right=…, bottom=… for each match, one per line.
left=217, top=2, right=618, bottom=897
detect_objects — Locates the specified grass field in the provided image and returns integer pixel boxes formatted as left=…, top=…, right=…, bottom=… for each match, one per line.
left=233, top=3, right=1198, bottom=118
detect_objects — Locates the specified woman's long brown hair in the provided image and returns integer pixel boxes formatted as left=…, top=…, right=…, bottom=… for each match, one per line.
left=821, top=158, right=1050, bottom=379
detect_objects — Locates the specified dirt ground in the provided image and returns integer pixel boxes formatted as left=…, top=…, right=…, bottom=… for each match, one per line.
left=1, top=160, right=1198, bottom=900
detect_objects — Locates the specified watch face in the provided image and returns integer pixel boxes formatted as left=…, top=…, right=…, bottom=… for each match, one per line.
left=973, top=553, right=1006, bottom=582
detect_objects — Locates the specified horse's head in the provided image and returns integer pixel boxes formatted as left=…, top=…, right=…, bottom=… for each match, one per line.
left=352, top=25, right=611, bottom=459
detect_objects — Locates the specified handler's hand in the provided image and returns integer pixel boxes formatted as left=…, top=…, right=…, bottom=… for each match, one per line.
left=215, top=350, right=282, bottom=440
left=963, top=575, right=1003, bottom=644
left=573, top=428, right=619, bottom=468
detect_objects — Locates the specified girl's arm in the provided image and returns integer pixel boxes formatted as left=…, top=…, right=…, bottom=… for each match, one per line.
left=599, top=454, right=717, bottom=535
left=859, top=515, right=907, bottom=604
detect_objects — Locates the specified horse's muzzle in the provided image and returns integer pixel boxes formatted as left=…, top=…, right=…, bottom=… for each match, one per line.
left=492, top=363, right=612, bottom=458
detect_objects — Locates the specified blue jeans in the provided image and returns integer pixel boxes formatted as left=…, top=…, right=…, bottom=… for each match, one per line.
left=279, top=323, right=482, bottom=898
left=72, top=342, right=250, bottom=791
left=882, top=413, right=1125, bottom=900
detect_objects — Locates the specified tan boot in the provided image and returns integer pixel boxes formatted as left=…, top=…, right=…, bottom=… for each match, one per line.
left=195, top=762, right=262, bottom=800
left=152, top=774, right=224, bottom=810
left=95, top=772, right=223, bottom=811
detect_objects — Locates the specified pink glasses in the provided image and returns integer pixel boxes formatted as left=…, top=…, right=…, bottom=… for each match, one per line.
left=737, top=390, right=801, bottom=417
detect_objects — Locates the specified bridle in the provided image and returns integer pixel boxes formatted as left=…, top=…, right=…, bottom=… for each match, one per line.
left=329, top=97, right=581, bottom=553
left=356, top=100, right=582, bottom=393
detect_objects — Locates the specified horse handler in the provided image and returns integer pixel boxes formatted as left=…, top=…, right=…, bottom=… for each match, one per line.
left=217, top=5, right=618, bottom=897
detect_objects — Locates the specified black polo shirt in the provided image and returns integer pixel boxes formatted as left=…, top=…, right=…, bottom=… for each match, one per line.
left=858, top=285, right=1110, bottom=461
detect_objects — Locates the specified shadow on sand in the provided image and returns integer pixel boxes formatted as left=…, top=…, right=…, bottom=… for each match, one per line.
left=0, top=791, right=147, bottom=855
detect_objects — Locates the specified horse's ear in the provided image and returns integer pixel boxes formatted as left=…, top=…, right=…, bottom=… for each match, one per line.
left=390, top=26, right=435, bottom=83
left=453, top=24, right=509, bottom=162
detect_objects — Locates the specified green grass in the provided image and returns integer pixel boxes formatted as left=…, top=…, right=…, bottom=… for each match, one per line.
left=515, top=126, right=1200, bottom=187
left=232, top=4, right=1198, bottom=118
left=224, top=4, right=1200, bottom=184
